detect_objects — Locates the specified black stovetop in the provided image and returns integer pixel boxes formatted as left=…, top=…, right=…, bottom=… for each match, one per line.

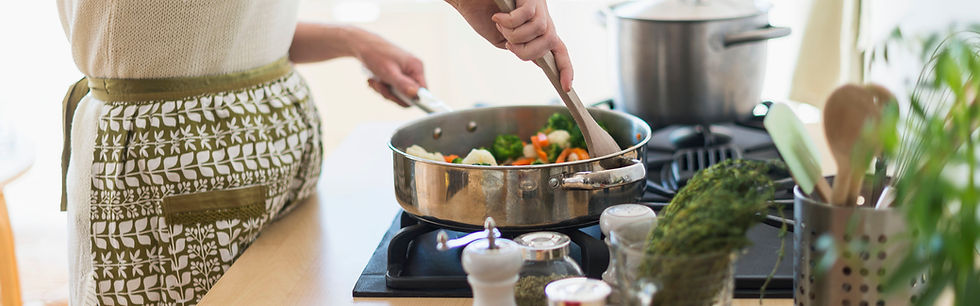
left=353, top=107, right=796, bottom=299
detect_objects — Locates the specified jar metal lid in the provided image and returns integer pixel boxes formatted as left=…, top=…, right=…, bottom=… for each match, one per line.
left=545, top=277, right=611, bottom=305
left=514, top=231, right=571, bottom=261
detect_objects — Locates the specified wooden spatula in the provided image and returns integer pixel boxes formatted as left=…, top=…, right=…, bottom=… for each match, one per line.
left=823, top=84, right=882, bottom=206
left=491, top=0, right=621, bottom=159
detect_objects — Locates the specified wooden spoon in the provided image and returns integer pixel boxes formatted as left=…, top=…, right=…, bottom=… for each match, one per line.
left=823, top=85, right=882, bottom=206
left=491, top=0, right=621, bottom=159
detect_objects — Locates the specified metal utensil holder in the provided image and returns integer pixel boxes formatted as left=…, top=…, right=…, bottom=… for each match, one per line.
left=793, top=185, right=919, bottom=306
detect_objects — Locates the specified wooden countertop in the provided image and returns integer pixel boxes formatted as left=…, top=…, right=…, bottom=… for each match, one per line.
left=201, top=115, right=831, bottom=305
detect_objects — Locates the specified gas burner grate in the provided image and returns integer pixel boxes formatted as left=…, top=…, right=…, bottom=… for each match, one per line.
left=663, top=144, right=743, bottom=190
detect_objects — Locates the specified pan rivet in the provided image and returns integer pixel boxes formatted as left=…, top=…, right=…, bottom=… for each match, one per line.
left=467, top=121, right=478, bottom=132
left=433, top=127, right=442, bottom=139
left=549, top=178, right=560, bottom=188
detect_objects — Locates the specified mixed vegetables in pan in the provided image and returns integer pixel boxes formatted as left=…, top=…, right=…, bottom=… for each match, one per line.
left=405, top=113, right=601, bottom=166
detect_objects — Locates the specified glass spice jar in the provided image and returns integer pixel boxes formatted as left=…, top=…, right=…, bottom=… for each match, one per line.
left=513, top=232, right=584, bottom=306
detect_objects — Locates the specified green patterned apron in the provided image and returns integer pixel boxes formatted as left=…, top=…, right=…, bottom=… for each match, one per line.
left=62, top=58, right=322, bottom=305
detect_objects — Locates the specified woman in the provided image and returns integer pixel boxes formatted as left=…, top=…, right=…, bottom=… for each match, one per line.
left=58, top=0, right=572, bottom=305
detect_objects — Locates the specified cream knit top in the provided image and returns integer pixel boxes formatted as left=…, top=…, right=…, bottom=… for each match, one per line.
left=58, top=0, right=299, bottom=79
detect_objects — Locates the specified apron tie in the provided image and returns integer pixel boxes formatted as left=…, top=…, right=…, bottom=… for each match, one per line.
left=61, top=78, right=90, bottom=211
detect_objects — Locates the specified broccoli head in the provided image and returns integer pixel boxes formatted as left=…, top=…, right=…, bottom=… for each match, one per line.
left=567, top=121, right=609, bottom=150
left=542, top=113, right=575, bottom=133
left=491, top=134, right=524, bottom=162
left=541, top=112, right=609, bottom=150
left=544, top=144, right=562, bottom=162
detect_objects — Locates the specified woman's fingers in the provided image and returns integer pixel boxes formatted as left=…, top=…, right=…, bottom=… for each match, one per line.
left=552, top=40, right=574, bottom=92
left=368, top=78, right=411, bottom=107
left=405, top=60, right=428, bottom=89
left=505, top=34, right=553, bottom=61
left=495, top=17, right=547, bottom=44
left=491, top=1, right=535, bottom=28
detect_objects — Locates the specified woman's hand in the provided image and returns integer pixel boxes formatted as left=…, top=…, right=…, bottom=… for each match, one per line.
left=290, top=23, right=426, bottom=107
left=446, top=0, right=573, bottom=91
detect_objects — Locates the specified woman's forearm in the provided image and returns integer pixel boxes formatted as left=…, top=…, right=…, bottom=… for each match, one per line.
left=289, top=22, right=364, bottom=63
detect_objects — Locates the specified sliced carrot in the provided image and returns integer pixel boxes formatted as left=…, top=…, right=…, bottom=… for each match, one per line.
left=530, top=135, right=549, bottom=162
left=555, top=147, right=573, bottom=163
left=569, top=148, right=589, bottom=161
left=444, top=155, right=460, bottom=163
left=511, top=157, right=537, bottom=166
left=536, top=132, right=550, bottom=147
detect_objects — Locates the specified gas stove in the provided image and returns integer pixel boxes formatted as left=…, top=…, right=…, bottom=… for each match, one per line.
left=353, top=102, right=796, bottom=299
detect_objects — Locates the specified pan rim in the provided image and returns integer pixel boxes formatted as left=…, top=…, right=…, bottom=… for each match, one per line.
left=387, top=105, right=652, bottom=169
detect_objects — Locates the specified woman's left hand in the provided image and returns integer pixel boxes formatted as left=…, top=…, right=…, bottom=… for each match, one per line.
left=352, top=29, right=427, bottom=107
left=290, top=23, right=426, bottom=107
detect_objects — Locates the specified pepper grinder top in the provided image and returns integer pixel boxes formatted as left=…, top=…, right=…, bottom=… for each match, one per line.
left=461, top=217, right=523, bottom=284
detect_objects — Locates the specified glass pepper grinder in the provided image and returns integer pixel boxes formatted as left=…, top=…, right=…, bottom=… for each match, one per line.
left=513, top=231, right=583, bottom=306
left=599, top=204, right=656, bottom=303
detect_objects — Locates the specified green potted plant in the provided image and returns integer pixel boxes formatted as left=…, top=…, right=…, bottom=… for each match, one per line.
left=872, top=29, right=980, bottom=306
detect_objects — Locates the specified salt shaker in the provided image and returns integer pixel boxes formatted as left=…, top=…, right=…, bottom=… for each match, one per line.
left=545, top=277, right=611, bottom=306
left=599, top=204, right=656, bottom=298
left=460, top=218, right=524, bottom=306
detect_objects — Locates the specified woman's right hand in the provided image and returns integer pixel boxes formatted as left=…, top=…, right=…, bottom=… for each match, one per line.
left=446, top=0, right=573, bottom=91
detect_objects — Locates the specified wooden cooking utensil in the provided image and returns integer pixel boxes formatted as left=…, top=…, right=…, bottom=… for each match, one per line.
left=764, top=103, right=833, bottom=202
left=823, top=84, right=882, bottom=206
left=491, top=0, right=621, bottom=159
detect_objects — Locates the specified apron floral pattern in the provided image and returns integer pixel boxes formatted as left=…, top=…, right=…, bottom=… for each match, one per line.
left=87, top=71, right=321, bottom=305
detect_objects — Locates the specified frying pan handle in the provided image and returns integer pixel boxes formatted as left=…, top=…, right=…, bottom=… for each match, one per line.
left=390, top=86, right=453, bottom=114
left=556, top=159, right=646, bottom=190
left=724, top=25, right=791, bottom=48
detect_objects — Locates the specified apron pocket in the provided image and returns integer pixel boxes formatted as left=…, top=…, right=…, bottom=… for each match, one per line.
left=158, top=185, right=268, bottom=303
left=161, top=185, right=267, bottom=226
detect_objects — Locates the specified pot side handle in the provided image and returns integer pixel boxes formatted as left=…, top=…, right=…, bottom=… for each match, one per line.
left=724, top=25, right=791, bottom=48
left=556, top=158, right=646, bottom=190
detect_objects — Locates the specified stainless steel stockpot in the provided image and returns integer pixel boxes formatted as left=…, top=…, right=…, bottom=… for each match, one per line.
left=603, top=0, right=790, bottom=126
left=388, top=105, right=651, bottom=229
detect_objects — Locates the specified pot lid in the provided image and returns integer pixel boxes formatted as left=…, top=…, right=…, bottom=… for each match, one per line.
left=610, top=0, right=769, bottom=21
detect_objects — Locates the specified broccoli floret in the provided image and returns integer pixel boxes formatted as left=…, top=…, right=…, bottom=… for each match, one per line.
left=451, top=157, right=462, bottom=163
left=531, top=160, right=545, bottom=165
left=544, top=144, right=562, bottom=162
left=542, top=113, right=575, bottom=133
left=569, top=125, right=586, bottom=149
left=541, top=113, right=609, bottom=150
left=491, top=134, right=523, bottom=162
left=567, top=122, right=610, bottom=150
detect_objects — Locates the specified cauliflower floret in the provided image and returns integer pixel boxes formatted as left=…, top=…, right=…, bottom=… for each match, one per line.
left=568, top=152, right=581, bottom=162
left=405, top=145, right=445, bottom=162
left=523, top=144, right=537, bottom=158
left=461, top=148, right=498, bottom=166
left=547, top=130, right=571, bottom=149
